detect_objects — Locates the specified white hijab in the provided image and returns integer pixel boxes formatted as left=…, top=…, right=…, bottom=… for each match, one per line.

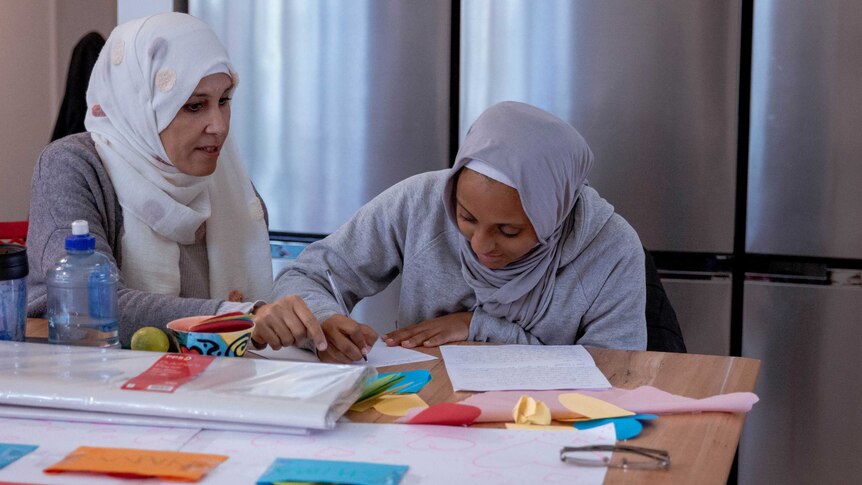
left=443, top=101, right=596, bottom=326
left=84, top=12, right=272, bottom=301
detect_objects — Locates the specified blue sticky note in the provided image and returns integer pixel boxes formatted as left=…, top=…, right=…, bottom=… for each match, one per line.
left=379, top=369, right=431, bottom=394
left=0, top=443, right=38, bottom=470
left=257, top=458, right=408, bottom=485
left=573, top=414, right=657, bottom=441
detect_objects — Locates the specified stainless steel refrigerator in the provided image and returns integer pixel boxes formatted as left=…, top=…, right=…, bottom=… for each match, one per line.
left=740, top=1, right=862, bottom=482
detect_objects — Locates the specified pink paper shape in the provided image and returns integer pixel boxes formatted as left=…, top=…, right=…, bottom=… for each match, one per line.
left=460, top=386, right=759, bottom=423
left=405, top=403, right=482, bottom=426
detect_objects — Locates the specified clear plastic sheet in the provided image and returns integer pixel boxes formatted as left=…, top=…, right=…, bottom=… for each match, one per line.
left=0, top=341, right=375, bottom=430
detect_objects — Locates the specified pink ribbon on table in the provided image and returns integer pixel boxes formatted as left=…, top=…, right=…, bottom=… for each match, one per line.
left=458, top=386, right=759, bottom=423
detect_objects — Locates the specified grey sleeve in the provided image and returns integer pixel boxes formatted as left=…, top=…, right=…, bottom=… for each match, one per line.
left=26, top=142, right=221, bottom=347
left=469, top=309, right=544, bottom=344
left=271, top=182, right=408, bottom=323
left=577, top=244, right=647, bottom=350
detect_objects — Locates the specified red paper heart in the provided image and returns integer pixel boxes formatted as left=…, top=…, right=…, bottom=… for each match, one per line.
left=407, top=403, right=481, bottom=426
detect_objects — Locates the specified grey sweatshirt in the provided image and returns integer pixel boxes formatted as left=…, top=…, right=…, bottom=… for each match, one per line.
left=272, top=170, right=647, bottom=350
left=26, top=133, right=234, bottom=346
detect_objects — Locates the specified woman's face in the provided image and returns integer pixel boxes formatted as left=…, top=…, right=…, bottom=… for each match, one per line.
left=159, top=73, right=233, bottom=176
left=454, top=168, right=539, bottom=269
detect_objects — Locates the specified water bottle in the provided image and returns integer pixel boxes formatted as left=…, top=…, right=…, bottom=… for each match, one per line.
left=0, top=244, right=28, bottom=342
left=47, top=220, right=119, bottom=347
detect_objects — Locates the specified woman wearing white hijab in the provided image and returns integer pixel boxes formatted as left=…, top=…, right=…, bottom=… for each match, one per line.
left=264, top=101, right=646, bottom=363
left=27, top=13, right=325, bottom=350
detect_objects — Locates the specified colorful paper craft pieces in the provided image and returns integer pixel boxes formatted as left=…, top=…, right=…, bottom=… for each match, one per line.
left=406, top=403, right=481, bottom=426
left=573, top=414, right=658, bottom=440
left=513, top=395, right=552, bottom=425
left=0, top=443, right=37, bottom=470
left=44, top=446, right=228, bottom=481
left=350, top=374, right=412, bottom=412
left=373, top=394, right=429, bottom=417
left=558, top=393, right=636, bottom=420
left=257, top=458, right=408, bottom=485
left=378, top=369, right=431, bottom=394
left=460, top=386, right=759, bottom=423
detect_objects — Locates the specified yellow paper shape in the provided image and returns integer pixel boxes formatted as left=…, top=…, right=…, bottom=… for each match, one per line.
left=44, top=446, right=227, bottom=481
left=558, top=393, right=635, bottom=420
left=512, top=395, right=552, bottom=425
left=373, top=394, right=429, bottom=417
left=555, top=416, right=591, bottom=422
left=505, top=423, right=575, bottom=432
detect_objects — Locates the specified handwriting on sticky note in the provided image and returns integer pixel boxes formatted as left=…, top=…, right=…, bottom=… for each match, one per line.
left=558, top=393, right=635, bottom=420
left=44, top=446, right=228, bottom=481
left=0, top=442, right=38, bottom=470
left=257, top=458, right=408, bottom=485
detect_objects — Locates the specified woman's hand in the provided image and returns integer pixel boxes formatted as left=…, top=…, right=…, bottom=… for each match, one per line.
left=318, top=315, right=378, bottom=363
left=382, top=312, right=472, bottom=348
left=251, top=295, right=327, bottom=351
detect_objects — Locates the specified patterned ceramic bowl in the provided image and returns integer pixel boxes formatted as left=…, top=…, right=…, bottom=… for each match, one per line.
left=166, top=315, right=254, bottom=357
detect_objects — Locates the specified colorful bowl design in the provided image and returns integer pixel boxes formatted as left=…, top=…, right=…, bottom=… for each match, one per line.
left=166, top=315, right=253, bottom=357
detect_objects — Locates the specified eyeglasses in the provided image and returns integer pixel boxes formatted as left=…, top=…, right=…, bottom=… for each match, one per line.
left=560, top=444, right=671, bottom=470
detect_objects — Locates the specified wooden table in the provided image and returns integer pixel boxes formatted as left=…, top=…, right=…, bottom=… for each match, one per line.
left=349, top=346, right=759, bottom=485
left=26, top=319, right=759, bottom=484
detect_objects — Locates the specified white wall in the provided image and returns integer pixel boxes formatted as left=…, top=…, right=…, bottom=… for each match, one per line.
left=0, top=0, right=115, bottom=222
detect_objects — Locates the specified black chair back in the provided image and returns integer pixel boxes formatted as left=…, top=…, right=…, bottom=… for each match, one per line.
left=644, top=247, right=686, bottom=353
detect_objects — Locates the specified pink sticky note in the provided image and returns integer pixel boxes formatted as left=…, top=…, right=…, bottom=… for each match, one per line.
left=406, top=403, right=481, bottom=426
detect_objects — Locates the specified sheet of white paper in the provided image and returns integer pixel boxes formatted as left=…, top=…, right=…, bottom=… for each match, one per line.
left=181, top=422, right=615, bottom=485
left=364, top=340, right=438, bottom=368
left=247, top=345, right=320, bottom=362
left=0, top=417, right=200, bottom=484
left=440, top=345, right=612, bottom=391
left=250, top=340, right=437, bottom=368
left=0, top=419, right=613, bottom=484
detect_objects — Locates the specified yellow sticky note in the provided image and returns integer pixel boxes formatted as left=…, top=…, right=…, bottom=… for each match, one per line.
left=373, top=394, right=429, bottom=417
left=558, top=393, right=635, bottom=420
left=505, top=423, right=575, bottom=432
left=513, top=395, right=552, bottom=425
left=44, top=446, right=227, bottom=482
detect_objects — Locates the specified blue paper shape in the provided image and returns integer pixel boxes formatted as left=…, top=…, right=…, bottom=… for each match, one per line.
left=257, top=458, right=409, bottom=485
left=378, top=369, right=431, bottom=394
left=573, top=414, right=658, bottom=440
left=0, top=443, right=38, bottom=470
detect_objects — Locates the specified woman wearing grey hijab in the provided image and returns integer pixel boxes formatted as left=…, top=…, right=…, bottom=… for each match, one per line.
left=264, top=101, right=646, bottom=363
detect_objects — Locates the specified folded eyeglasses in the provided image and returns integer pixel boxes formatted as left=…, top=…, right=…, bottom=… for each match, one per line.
left=560, top=444, right=671, bottom=470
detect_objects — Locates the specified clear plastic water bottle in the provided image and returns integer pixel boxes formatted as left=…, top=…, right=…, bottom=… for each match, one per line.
left=47, top=220, right=119, bottom=347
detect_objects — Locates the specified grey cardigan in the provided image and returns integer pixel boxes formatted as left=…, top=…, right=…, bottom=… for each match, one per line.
left=26, top=133, right=225, bottom=346
left=273, top=170, right=647, bottom=350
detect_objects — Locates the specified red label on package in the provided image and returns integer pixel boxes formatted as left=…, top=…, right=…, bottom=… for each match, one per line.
left=121, top=354, right=215, bottom=393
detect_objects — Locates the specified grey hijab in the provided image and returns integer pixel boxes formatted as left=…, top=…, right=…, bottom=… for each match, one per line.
left=443, top=101, right=594, bottom=326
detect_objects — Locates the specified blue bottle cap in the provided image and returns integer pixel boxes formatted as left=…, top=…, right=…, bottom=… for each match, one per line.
left=65, top=220, right=96, bottom=251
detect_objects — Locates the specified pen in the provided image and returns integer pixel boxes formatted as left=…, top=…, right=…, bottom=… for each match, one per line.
left=325, top=269, right=368, bottom=361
